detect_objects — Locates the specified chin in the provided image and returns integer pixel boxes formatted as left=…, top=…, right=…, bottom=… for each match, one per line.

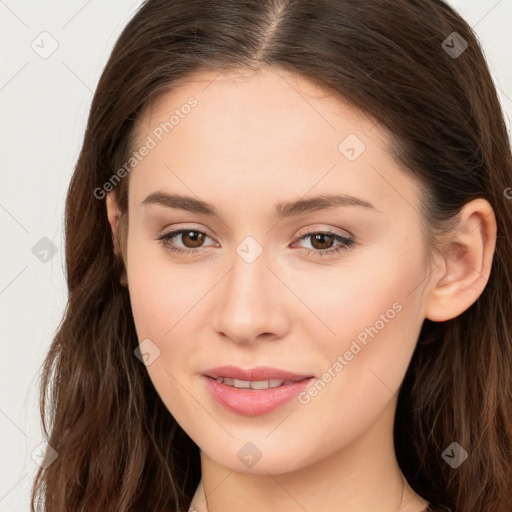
left=203, top=440, right=317, bottom=476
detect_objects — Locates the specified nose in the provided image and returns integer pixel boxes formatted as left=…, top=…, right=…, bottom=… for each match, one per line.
left=210, top=246, right=291, bottom=345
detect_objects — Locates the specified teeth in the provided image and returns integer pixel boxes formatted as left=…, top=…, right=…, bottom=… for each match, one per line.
left=215, top=377, right=285, bottom=389
left=249, top=379, right=284, bottom=389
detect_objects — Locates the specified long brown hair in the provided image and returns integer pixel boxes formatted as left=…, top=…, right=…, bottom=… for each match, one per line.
left=31, top=1, right=512, bottom=510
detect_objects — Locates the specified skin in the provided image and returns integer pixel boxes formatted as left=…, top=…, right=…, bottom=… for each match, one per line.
left=106, top=67, right=497, bottom=512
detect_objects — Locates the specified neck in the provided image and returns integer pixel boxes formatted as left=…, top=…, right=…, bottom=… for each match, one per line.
left=189, top=398, right=429, bottom=512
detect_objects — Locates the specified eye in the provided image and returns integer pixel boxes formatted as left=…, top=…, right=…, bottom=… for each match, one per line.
left=156, top=228, right=216, bottom=255
left=155, top=228, right=356, bottom=258
left=291, top=231, right=356, bottom=258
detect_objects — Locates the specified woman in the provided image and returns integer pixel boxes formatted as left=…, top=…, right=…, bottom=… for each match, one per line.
left=31, top=1, right=512, bottom=511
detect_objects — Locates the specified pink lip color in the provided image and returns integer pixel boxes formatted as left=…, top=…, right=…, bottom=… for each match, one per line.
left=202, top=365, right=313, bottom=382
left=203, top=375, right=314, bottom=416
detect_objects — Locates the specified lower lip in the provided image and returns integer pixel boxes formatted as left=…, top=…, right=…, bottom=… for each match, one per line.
left=202, top=376, right=314, bottom=416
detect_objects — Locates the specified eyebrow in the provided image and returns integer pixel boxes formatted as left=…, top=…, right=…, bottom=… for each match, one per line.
left=141, top=191, right=379, bottom=218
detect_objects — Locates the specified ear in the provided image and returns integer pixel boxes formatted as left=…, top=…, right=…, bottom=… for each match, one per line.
left=424, top=198, right=497, bottom=322
left=106, top=192, right=128, bottom=285
left=106, top=192, right=122, bottom=257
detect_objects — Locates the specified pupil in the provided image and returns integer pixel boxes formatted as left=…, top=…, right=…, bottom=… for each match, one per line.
left=313, top=234, right=332, bottom=249
left=185, top=231, right=203, bottom=248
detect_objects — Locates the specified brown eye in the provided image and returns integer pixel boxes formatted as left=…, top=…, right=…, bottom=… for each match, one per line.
left=293, top=230, right=356, bottom=258
left=180, top=230, right=206, bottom=248
left=157, top=228, right=355, bottom=258
left=157, top=229, right=213, bottom=254
left=309, top=233, right=335, bottom=250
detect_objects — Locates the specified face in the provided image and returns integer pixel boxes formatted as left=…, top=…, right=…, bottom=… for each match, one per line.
left=115, top=67, right=435, bottom=474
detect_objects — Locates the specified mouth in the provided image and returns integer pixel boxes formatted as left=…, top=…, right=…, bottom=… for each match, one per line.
left=207, top=376, right=311, bottom=390
left=201, top=366, right=316, bottom=416
left=202, top=364, right=315, bottom=383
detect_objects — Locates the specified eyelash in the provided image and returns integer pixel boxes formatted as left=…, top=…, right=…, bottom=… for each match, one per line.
left=155, top=228, right=356, bottom=258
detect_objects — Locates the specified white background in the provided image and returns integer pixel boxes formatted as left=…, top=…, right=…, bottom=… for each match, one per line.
left=1, top=1, right=511, bottom=510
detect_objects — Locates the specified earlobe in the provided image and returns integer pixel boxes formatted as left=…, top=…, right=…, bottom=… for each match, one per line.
left=424, top=198, right=497, bottom=322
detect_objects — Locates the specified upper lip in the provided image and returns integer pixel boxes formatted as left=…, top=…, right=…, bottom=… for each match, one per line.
left=202, top=365, right=314, bottom=382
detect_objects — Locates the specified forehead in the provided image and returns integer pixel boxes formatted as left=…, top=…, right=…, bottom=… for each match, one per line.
left=135, top=67, right=377, bottom=146
left=128, top=67, right=423, bottom=222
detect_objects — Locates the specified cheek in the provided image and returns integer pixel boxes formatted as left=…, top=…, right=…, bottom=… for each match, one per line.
left=125, top=237, right=190, bottom=391
left=294, top=243, right=426, bottom=398
left=126, top=245, right=204, bottom=416
left=128, top=268, right=206, bottom=393
left=125, top=228, right=204, bottom=336
left=293, top=242, right=425, bottom=341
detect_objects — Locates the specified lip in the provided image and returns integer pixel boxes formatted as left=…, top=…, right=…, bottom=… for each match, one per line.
left=202, top=365, right=314, bottom=382
left=201, top=365, right=315, bottom=416
left=202, top=375, right=315, bottom=416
